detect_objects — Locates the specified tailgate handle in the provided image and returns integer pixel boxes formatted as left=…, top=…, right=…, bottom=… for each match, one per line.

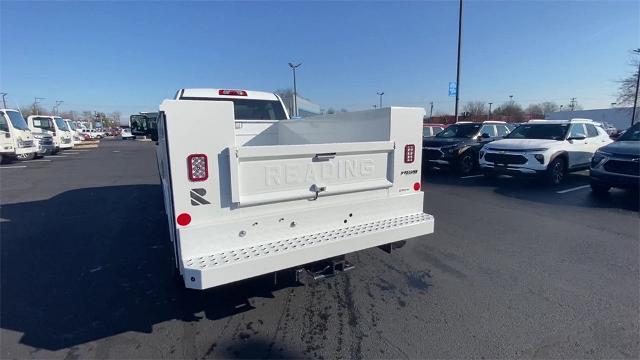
left=310, top=184, right=327, bottom=200
left=313, top=152, right=336, bottom=161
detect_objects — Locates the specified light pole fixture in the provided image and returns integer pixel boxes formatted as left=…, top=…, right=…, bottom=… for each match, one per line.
left=488, top=102, right=493, bottom=121
left=453, top=0, right=463, bottom=123
left=376, top=92, right=384, bottom=109
left=288, top=62, right=302, bottom=117
left=54, top=100, right=64, bottom=115
left=429, top=101, right=434, bottom=120
left=34, top=97, right=45, bottom=115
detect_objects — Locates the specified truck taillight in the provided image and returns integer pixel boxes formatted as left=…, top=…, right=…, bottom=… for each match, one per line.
left=404, top=144, right=415, bottom=163
left=218, top=89, right=247, bottom=96
left=187, top=154, right=208, bottom=181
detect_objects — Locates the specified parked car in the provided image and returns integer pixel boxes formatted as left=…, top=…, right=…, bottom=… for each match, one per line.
left=27, top=115, right=73, bottom=153
left=600, top=122, right=618, bottom=136
left=423, top=124, right=446, bottom=137
left=590, top=122, right=640, bottom=194
left=480, top=119, right=613, bottom=185
left=422, top=121, right=511, bottom=175
left=121, top=128, right=134, bottom=140
left=80, top=132, right=92, bottom=141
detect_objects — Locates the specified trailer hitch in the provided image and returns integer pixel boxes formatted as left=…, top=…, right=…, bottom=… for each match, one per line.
left=310, top=184, right=327, bottom=201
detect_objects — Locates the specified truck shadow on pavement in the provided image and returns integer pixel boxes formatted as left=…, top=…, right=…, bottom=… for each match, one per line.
left=0, top=185, right=301, bottom=352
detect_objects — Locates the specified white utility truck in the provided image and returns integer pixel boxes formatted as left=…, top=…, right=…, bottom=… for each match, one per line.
left=0, top=109, right=38, bottom=163
left=157, top=89, right=434, bottom=290
left=27, top=115, right=73, bottom=153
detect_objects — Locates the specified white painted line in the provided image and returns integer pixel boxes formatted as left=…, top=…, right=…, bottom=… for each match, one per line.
left=556, top=185, right=590, bottom=194
left=31, top=159, right=52, bottom=162
left=460, top=174, right=484, bottom=179
left=73, top=149, right=90, bottom=151
left=63, top=152, right=80, bottom=154
left=0, top=165, right=27, bottom=169
left=112, top=150, right=120, bottom=153
left=47, top=155, right=67, bottom=158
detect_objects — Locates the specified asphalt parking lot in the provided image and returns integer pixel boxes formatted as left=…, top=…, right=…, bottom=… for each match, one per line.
left=1, top=139, right=638, bottom=359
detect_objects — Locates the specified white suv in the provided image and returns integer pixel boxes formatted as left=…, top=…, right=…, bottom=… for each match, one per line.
left=479, top=119, right=613, bottom=185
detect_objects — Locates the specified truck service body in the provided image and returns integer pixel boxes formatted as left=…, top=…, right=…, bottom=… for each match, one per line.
left=157, top=89, right=434, bottom=290
left=0, top=109, right=38, bottom=162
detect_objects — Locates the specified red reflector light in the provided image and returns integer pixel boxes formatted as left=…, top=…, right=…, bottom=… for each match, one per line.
left=187, top=154, right=208, bottom=181
left=413, top=182, right=421, bottom=191
left=404, top=144, right=416, bottom=163
left=177, top=213, right=191, bottom=226
left=218, top=89, right=247, bottom=96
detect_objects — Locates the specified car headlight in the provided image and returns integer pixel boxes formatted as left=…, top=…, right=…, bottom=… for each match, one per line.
left=442, top=145, right=459, bottom=154
left=534, top=154, right=544, bottom=164
left=17, top=138, right=24, bottom=147
left=591, top=150, right=609, bottom=167
left=525, top=148, right=548, bottom=152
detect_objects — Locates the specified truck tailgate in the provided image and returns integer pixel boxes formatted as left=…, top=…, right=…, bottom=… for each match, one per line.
left=229, top=141, right=394, bottom=206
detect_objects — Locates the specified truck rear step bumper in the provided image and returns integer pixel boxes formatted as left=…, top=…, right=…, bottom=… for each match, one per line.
left=182, top=212, right=434, bottom=289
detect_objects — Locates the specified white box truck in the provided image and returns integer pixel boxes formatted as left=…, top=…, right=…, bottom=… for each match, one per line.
left=0, top=109, right=38, bottom=163
left=157, top=89, right=434, bottom=290
left=27, top=115, right=74, bottom=153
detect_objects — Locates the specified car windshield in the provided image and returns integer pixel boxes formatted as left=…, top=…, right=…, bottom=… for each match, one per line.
left=506, top=123, right=569, bottom=140
left=436, top=123, right=481, bottom=138
left=54, top=118, right=69, bottom=131
left=6, top=111, right=29, bottom=130
left=67, top=122, right=76, bottom=130
left=618, top=123, right=640, bottom=141
left=184, top=98, right=288, bottom=120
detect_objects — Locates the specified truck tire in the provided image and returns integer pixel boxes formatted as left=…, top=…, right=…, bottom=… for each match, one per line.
left=456, top=151, right=476, bottom=176
left=0, top=154, right=7, bottom=164
left=590, top=181, right=610, bottom=195
left=545, top=157, right=566, bottom=185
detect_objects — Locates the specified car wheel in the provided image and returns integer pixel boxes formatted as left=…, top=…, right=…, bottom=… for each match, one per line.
left=590, top=181, right=610, bottom=195
left=0, top=154, right=8, bottom=164
left=545, top=157, right=566, bottom=185
left=456, top=151, right=476, bottom=176
left=16, top=152, right=35, bottom=161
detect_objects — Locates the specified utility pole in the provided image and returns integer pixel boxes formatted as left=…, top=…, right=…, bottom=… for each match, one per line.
left=0, top=93, right=7, bottom=108
left=454, top=0, right=463, bottom=123
left=377, top=92, right=384, bottom=109
left=488, top=102, right=493, bottom=121
left=54, top=100, right=64, bottom=115
left=509, top=95, right=514, bottom=104
left=569, top=98, right=577, bottom=112
left=34, top=97, right=45, bottom=115
left=288, top=62, right=302, bottom=117
left=429, top=101, right=434, bottom=120
left=631, top=48, right=640, bottom=126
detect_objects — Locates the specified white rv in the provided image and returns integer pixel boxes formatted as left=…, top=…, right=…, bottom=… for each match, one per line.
left=156, top=89, right=434, bottom=290
left=0, top=109, right=38, bottom=163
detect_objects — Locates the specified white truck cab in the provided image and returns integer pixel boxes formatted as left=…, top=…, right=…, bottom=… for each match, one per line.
left=0, top=109, right=38, bottom=163
left=27, top=115, right=74, bottom=152
left=480, top=118, right=613, bottom=185
left=64, top=119, right=82, bottom=145
left=157, top=88, right=434, bottom=289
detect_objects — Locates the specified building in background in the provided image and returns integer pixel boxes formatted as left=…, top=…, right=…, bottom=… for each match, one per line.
left=278, top=93, right=322, bottom=117
left=546, top=107, right=636, bottom=130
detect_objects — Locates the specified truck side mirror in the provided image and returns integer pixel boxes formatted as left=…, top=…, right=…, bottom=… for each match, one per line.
left=481, top=133, right=490, bottom=139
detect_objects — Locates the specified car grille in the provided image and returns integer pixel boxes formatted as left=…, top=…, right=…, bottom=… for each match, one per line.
left=603, top=160, right=640, bottom=176
left=41, top=138, right=53, bottom=145
left=484, top=153, right=527, bottom=165
left=423, top=149, right=443, bottom=160
left=21, top=140, right=34, bottom=148
left=62, top=138, right=72, bottom=144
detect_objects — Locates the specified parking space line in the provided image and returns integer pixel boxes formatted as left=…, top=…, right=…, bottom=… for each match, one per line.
left=0, top=165, right=27, bottom=169
left=31, top=159, right=52, bottom=162
left=460, top=174, right=484, bottom=179
left=63, top=152, right=80, bottom=154
left=47, top=155, right=67, bottom=158
left=556, top=185, right=590, bottom=194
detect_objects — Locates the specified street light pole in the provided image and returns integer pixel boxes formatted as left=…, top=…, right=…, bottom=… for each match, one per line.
left=54, top=100, right=64, bottom=115
left=488, top=102, right=493, bottom=121
left=630, top=48, right=640, bottom=126
left=454, top=0, right=463, bottom=123
left=429, top=101, right=434, bottom=120
left=288, top=62, right=302, bottom=117
left=34, top=97, right=45, bottom=115
left=377, top=92, right=384, bottom=109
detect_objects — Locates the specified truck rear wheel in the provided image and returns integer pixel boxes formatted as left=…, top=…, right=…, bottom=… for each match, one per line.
left=0, top=154, right=11, bottom=164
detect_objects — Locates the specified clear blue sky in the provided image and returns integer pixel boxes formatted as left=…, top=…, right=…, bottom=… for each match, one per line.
left=1, top=0, right=638, bottom=118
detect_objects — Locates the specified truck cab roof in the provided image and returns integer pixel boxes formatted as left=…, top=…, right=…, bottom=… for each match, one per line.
left=177, top=88, right=281, bottom=101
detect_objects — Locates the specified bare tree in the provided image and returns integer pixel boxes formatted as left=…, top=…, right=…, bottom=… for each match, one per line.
left=525, top=104, right=544, bottom=117
left=540, top=101, right=560, bottom=115
left=21, top=103, right=48, bottom=117
left=462, top=101, right=487, bottom=118
left=494, top=101, right=525, bottom=121
left=616, top=51, right=639, bottom=105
